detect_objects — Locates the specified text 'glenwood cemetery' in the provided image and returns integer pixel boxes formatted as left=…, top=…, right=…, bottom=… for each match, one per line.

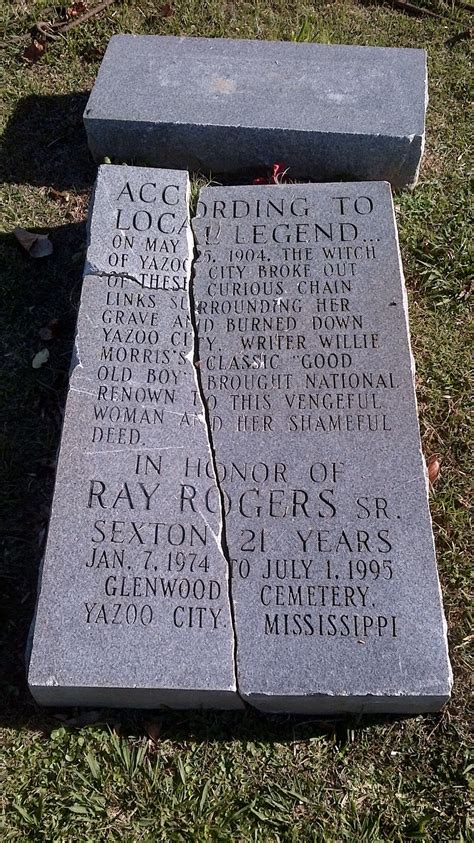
left=28, top=166, right=452, bottom=713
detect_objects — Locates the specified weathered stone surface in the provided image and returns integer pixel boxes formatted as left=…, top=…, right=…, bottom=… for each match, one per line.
left=192, top=181, right=452, bottom=714
left=84, top=36, right=427, bottom=189
left=28, top=165, right=241, bottom=709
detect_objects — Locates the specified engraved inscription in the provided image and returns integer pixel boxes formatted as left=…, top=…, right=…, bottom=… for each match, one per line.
left=191, top=180, right=441, bottom=712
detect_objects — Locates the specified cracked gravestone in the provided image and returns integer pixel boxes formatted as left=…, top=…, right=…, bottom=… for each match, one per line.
left=192, top=181, right=452, bottom=714
left=28, top=164, right=241, bottom=709
left=84, top=35, right=427, bottom=189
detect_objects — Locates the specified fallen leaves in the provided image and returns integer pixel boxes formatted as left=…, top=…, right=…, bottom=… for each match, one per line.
left=34, top=321, right=61, bottom=370
left=145, top=721, right=162, bottom=744
left=14, top=227, right=53, bottom=258
left=49, top=187, right=70, bottom=204
left=32, top=349, right=50, bottom=369
left=39, top=319, right=61, bottom=342
left=427, top=455, right=441, bottom=486
left=21, top=0, right=115, bottom=63
left=53, top=710, right=104, bottom=727
left=66, top=1, right=88, bottom=17
left=159, top=2, right=173, bottom=16
left=446, top=27, right=473, bottom=46
left=22, top=39, right=46, bottom=64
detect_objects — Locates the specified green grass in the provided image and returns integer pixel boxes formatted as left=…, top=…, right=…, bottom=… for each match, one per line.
left=0, top=0, right=472, bottom=840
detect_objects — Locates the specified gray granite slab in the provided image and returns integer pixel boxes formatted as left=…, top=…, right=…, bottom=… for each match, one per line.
left=84, top=36, right=427, bottom=189
left=28, top=165, right=241, bottom=709
left=192, top=181, right=452, bottom=714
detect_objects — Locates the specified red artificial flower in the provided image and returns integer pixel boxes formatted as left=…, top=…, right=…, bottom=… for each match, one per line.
left=252, top=162, right=289, bottom=185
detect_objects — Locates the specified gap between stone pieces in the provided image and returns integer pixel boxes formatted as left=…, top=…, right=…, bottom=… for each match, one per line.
left=187, top=191, right=244, bottom=704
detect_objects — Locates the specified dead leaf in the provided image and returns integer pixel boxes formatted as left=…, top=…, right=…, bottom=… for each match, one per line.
left=80, top=44, right=103, bottom=61
left=66, top=1, right=88, bottom=18
left=145, top=721, right=162, bottom=744
left=53, top=710, right=102, bottom=726
left=427, top=455, right=441, bottom=485
left=32, top=349, right=50, bottom=369
left=49, top=187, right=70, bottom=204
left=160, top=3, right=173, bottom=16
left=39, top=319, right=61, bottom=341
left=22, top=39, right=46, bottom=64
left=14, top=227, right=53, bottom=258
left=446, top=27, right=473, bottom=46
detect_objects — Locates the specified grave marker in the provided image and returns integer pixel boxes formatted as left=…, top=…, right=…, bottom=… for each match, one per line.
left=28, top=165, right=241, bottom=709
left=192, top=181, right=452, bottom=714
left=84, top=36, right=427, bottom=189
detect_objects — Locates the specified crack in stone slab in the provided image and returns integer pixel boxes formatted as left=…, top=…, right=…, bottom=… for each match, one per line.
left=83, top=263, right=188, bottom=291
left=28, top=165, right=452, bottom=712
left=188, top=191, right=243, bottom=704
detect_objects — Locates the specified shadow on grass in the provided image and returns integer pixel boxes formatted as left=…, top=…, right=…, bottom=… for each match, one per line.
left=0, top=221, right=86, bottom=731
left=1, top=92, right=95, bottom=730
left=2, top=91, right=95, bottom=190
left=2, top=89, right=364, bottom=189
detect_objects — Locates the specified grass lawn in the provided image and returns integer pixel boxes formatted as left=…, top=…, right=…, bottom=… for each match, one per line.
left=0, top=0, right=472, bottom=840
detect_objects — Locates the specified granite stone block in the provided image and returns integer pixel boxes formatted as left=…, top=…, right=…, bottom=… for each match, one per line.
left=192, top=181, right=452, bottom=714
left=28, top=165, right=241, bottom=709
left=84, top=36, right=428, bottom=189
